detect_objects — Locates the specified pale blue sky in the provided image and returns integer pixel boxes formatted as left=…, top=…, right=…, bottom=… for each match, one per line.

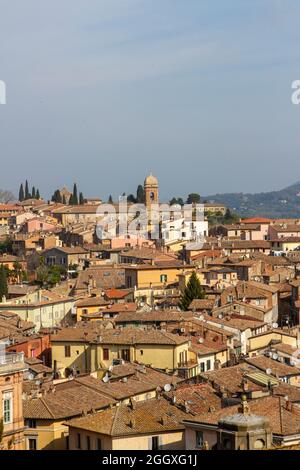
left=1, top=0, right=300, bottom=201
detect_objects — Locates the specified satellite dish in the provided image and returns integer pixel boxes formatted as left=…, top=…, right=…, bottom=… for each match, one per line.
left=266, top=368, right=272, bottom=375
left=290, top=360, right=296, bottom=366
left=198, top=337, right=204, bottom=344
left=199, top=315, right=204, bottom=321
left=102, top=374, right=110, bottom=383
left=218, top=314, right=223, bottom=319
left=272, top=323, right=278, bottom=329
left=108, top=365, right=113, bottom=372
left=164, top=383, right=172, bottom=392
left=272, top=353, right=278, bottom=361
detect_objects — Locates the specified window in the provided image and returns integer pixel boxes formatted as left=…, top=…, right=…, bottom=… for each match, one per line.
left=28, top=438, right=37, bottom=451
left=26, top=419, right=36, bottom=428
left=103, top=348, right=109, bottom=361
left=160, top=274, right=167, bottom=283
left=65, top=345, right=71, bottom=357
left=152, top=436, right=159, bottom=450
left=121, top=349, right=130, bottom=361
left=196, top=431, right=204, bottom=448
left=140, top=350, right=144, bottom=356
left=86, top=435, right=91, bottom=450
left=3, top=394, right=12, bottom=424
left=97, top=438, right=102, bottom=450
left=206, top=360, right=211, bottom=371
left=77, top=433, right=81, bottom=449
left=200, top=362, right=205, bottom=373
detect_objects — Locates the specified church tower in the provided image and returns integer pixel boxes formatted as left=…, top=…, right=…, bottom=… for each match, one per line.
left=144, top=173, right=159, bottom=208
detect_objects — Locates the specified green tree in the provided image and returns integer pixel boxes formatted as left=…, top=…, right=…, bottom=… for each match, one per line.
left=36, top=189, right=40, bottom=200
left=170, top=197, right=184, bottom=206
left=32, top=186, right=36, bottom=199
left=79, top=192, right=84, bottom=205
left=25, top=180, right=30, bottom=200
left=72, top=183, right=78, bottom=205
left=36, top=265, right=49, bottom=287
left=179, top=271, right=204, bottom=311
left=136, top=185, right=145, bottom=203
left=0, top=265, right=8, bottom=301
left=18, top=183, right=24, bottom=202
left=51, top=189, right=62, bottom=203
left=127, top=194, right=136, bottom=203
left=0, top=237, right=12, bottom=254
left=62, top=195, right=67, bottom=204
left=186, top=193, right=201, bottom=204
left=108, top=195, right=113, bottom=203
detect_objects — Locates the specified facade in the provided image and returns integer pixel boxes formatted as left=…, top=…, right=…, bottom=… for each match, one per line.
left=0, top=352, right=27, bottom=450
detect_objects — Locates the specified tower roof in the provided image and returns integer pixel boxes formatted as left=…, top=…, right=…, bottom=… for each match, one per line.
left=144, top=173, right=158, bottom=186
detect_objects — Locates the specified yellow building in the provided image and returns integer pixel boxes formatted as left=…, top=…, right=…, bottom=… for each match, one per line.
left=125, top=264, right=193, bottom=290
left=51, top=327, right=195, bottom=378
left=75, top=296, right=110, bottom=321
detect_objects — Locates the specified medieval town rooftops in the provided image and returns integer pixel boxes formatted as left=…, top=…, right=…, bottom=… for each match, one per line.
left=66, top=396, right=188, bottom=437
left=182, top=395, right=300, bottom=437
left=244, top=356, right=300, bottom=378
left=114, top=310, right=194, bottom=325
left=188, top=299, right=216, bottom=311
left=23, top=379, right=116, bottom=420
left=74, top=367, right=182, bottom=401
left=51, top=326, right=190, bottom=346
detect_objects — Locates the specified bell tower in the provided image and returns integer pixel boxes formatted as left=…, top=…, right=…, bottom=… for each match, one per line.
left=144, top=173, right=159, bottom=208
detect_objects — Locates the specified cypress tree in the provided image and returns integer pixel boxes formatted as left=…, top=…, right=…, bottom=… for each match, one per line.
left=136, top=185, right=145, bottom=203
left=25, top=180, right=30, bottom=199
left=0, top=265, right=8, bottom=301
left=108, top=195, right=113, bottom=204
left=69, top=194, right=74, bottom=205
left=32, top=186, right=36, bottom=198
left=72, top=184, right=78, bottom=205
left=62, top=195, right=67, bottom=204
left=79, top=192, right=84, bottom=205
left=36, top=189, right=40, bottom=199
left=179, top=271, right=204, bottom=311
left=19, top=183, right=24, bottom=202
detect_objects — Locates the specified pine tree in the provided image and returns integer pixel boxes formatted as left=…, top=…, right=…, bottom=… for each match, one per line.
left=108, top=195, right=113, bottom=204
left=18, top=183, right=24, bottom=202
left=36, top=189, right=40, bottom=200
left=25, top=180, right=30, bottom=200
left=79, top=192, right=84, bottom=205
left=179, top=271, right=204, bottom=311
left=51, top=189, right=61, bottom=203
left=72, top=184, right=78, bottom=205
left=32, top=186, right=36, bottom=199
left=0, top=265, right=8, bottom=301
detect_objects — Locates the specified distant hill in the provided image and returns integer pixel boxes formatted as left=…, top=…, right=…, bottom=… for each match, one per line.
left=204, top=181, right=300, bottom=218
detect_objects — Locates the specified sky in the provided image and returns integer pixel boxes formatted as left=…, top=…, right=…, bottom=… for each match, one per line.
left=1, top=0, right=300, bottom=201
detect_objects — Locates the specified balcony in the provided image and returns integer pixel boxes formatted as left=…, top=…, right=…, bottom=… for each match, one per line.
left=0, top=352, right=26, bottom=375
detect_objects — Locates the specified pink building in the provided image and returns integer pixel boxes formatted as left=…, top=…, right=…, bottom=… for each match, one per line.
left=24, top=217, right=57, bottom=234
left=110, top=235, right=155, bottom=249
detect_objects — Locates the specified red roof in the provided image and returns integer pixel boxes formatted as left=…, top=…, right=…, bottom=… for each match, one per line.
left=242, top=217, right=271, bottom=224
left=104, top=289, right=132, bottom=299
